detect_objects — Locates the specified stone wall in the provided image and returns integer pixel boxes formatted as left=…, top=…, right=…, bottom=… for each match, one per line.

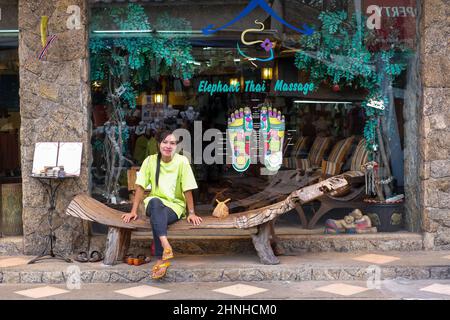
left=420, top=0, right=450, bottom=249
left=403, top=1, right=423, bottom=233
left=18, top=0, right=91, bottom=255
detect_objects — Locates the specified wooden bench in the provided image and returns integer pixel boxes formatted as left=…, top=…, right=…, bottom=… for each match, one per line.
left=65, top=175, right=350, bottom=265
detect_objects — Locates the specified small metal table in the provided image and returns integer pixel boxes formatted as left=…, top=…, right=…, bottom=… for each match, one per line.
left=28, top=175, right=75, bottom=264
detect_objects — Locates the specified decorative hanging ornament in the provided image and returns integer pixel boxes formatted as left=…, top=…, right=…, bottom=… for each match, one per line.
left=183, top=79, right=191, bottom=87
left=362, top=161, right=378, bottom=196
left=332, top=84, right=340, bottom=92
left=367, top=99, right=385, bottom=111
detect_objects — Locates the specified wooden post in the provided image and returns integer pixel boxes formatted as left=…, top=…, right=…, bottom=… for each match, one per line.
left=295, top=205, right=308, bottom=228
left=251, top=222, right=280, bottom=265
left=103, top=227, right=131, bottom=265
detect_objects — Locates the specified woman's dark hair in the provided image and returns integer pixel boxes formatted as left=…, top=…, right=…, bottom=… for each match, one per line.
left=155, top=130, right=177, bottom=187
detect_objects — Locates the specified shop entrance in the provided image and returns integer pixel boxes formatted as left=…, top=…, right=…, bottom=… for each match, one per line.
left=87, top=0, right=418, bottom=235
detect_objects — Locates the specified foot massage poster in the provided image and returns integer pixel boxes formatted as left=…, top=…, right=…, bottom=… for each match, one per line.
left=227, top=106, right=285, bottom=173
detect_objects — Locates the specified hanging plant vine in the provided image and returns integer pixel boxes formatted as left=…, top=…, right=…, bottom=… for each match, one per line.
left=294, top=10, right=408, bottom=153
left=89, top=3, right=194, bottom=201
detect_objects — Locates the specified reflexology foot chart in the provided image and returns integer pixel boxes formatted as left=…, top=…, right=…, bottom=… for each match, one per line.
left=260, top=106, right=285, bottom=172
left=228, top=107, right=253, bottom=172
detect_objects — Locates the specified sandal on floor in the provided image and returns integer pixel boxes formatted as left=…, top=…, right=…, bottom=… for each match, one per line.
left=126, top=255, right=135, bottom=265
left=123, top=254, right=132, bottom=264
left=162, top=248, right=174, bottom=261
left=133, top=254, right=151, bottom=266
left=151, top=261, right=171, bottom=280
left=74, top=251, right=89, bottom=263
left=89, top=250, right=103, bottom=262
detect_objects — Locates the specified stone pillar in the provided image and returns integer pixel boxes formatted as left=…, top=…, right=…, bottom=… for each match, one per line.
left=420, top=0, right=450, bottom=250
left=403, top=1, right=423, bottom=233
left=18, top=0, right=91, bottom=255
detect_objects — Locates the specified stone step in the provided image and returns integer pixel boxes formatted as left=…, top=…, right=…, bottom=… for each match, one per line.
left=1, top=232, right=424, bottom=257
left=1, top=251, right=449, bottom=284
left=90, top=232, right=424, bottom=256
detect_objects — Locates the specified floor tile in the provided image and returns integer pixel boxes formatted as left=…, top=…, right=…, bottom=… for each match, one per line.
left=213, top=283, right=268, bottom=298
left=114, top=285, right=170, bottom=298
left=352, top=254, right=400, bottom=264
left=315, top=283, right=370, bottom=296
left=420, top=284, right=450, bottom=296
left=15, top=286, right=69, bottom=299
left=0, top=257, right=30, bottom=268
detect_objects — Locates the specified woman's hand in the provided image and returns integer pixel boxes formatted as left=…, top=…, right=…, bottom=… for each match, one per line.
left=187, top=213, right=203, bottom=226
left=122, top=211, right=138, bottom=223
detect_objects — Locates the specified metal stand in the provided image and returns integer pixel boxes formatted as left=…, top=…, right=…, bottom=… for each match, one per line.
left=28, top=176, right=73, bottom=264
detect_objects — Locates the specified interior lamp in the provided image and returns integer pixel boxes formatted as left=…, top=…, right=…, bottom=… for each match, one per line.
left=229, top=78, right=239, bottom=86
left=261, top=67, right=273, bottom=80
left=153, top=93, right=165, bottom=104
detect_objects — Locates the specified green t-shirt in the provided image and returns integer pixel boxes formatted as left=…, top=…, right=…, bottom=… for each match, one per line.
left=135, top=153, right=198, bottom=219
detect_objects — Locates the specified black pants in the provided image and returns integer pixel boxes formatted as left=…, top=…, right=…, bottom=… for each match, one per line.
left=146, top=198, right=180, bottom=258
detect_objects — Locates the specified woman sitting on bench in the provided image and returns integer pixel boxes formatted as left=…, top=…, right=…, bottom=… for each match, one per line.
left=122, top=130, right=202, bottom=279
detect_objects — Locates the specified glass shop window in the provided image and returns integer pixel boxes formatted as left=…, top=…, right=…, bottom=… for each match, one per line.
left=87, top=0, right=418, bottom=230
left=0, top=0, right=20, bottom=181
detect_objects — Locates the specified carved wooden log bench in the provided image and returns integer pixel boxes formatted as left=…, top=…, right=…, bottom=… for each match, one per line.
left=65, top=175, right=350, bottom=266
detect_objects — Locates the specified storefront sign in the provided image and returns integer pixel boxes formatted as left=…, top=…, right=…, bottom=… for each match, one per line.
left=201, top=0, right=314, bottom=36
left=198, top=80, right=315, bottom=95
left=237, top=21, right=275, bottom=63
left=202, top=0, right=314, bottom=67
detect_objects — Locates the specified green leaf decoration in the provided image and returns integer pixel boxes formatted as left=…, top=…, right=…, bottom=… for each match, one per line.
left=294, top=10, right=409, bottom=152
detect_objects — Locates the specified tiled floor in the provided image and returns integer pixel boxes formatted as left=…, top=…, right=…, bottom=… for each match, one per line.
left=115, top=285, right=170, bottom=298
left=420, top=284, right=450, bottom=297
left=315, top=283, right=370, bottom=297
left=14, top=286, right=69, bottom=299
left=213, top=283, right=268, bottom=298
left=0, top=257, right=30, bottom=268
left=352, top=254, right=401, bottom=264
left=1, top=250, right=450, bottom=300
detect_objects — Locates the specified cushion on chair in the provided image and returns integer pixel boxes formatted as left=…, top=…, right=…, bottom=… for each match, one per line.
left=296, top=158, right=311, bottom=170
left=327, top=136, right=355, bottom=164
left=308, top=137, right=331, bottom=167
left=350, top=139, right=369, bottom=171
left=283, top=157, right=297, bottom=169
left=321, top=159, right=343, bottom=176
left=290, top=136, right=309, bottom=157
